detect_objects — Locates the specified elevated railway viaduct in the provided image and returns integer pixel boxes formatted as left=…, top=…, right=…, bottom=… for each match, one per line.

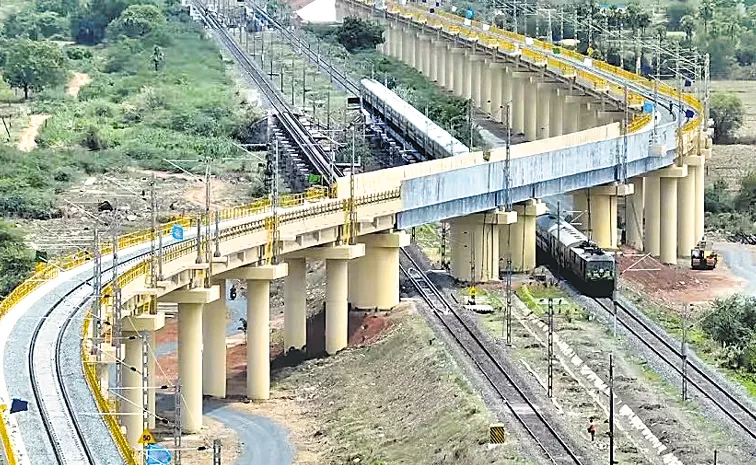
left=0, top=0, right=711, bottom=463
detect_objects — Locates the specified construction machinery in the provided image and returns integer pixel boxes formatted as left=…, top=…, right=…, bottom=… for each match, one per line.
left=691, top=240, right=718, bottom=270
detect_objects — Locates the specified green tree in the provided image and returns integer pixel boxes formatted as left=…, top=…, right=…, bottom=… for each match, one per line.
left=710, top=92, right=744, bottom=142
left=704, top=178, right=733, bottom=213
left=680, top=14, right=696, bottom=43
left=666, top=1, right=694, bottom=30
left=2, top=39, right=67, bottom=99
left=335, top=16, right=384, bottom=52
left=70, top=0, right=140, bottom=44
left=699, top=0, right=714, bottom=35
left=0, top=221, right=34, bottom=298
left=734, top=171, right=756, bottom=214
left=107, top=3, right=165, bottom=39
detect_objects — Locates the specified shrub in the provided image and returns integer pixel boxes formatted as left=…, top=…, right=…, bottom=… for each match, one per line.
left=710, top=92, right=744, bottom=143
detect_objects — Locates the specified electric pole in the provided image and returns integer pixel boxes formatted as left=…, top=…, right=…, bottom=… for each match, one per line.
left=505, top=103, right=513, bottom=345
left=682, top=303, right=689, bottom=401
left=174, top=381, right=182, bottom=465
left=547, top=297, right=554, bottom=398
left=609, top=353, right=615, bottom=465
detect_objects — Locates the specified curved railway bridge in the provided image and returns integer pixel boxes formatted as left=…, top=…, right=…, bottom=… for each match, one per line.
left=0, top=0, right=713, bottom=464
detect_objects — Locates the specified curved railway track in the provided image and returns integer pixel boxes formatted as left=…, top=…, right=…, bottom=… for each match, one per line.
left=400, top=249, right=586, bottom=465
left=29, top=283, right=99, bottom=465
left=197, top=3, right=342, bottom=182
left=592, top=296, right=756, bottom=442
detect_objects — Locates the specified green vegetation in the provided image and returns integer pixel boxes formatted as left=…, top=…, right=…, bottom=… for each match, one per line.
left=329, top=16, right=384, bottom=52
left=0, top=0, right=264, bottom=293
left=705, top=171, right=756, bottom=234
left=0, top=220, right=34, bottom=297
left=710, top=92, right=745, bottom=143
left=701, top=294, right=756, bottom=371
left=3, top=38, right=67, bottom=99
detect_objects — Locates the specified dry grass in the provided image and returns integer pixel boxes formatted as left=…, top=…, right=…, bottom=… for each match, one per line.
left=707, top=81, right=756, bottom=187
left=274, top=308, right=531, bottom=465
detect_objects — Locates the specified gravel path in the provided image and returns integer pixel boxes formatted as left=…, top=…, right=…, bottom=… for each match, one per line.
left=205, top=403, right=294, bottom=465
left=715, top=242, right=756, bottom=296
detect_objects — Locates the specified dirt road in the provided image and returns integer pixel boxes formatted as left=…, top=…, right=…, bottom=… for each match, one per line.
left=17, top=114, right=50, bottom=151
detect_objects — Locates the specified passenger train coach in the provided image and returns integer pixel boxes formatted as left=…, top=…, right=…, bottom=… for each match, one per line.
left=360, top=78, right=469, bottom=160
left=535, top=213, right=616, bottom=297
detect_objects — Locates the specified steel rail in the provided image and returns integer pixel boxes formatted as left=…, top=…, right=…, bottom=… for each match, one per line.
left=592, top=297, right=756, bottom=441
left=400, top=249, right=585, bottom=465
left=197, top=3, right=342, bottom=182
left=248, top=5, right=362, bottom=96
left=29, top=279, right=104, bottom=464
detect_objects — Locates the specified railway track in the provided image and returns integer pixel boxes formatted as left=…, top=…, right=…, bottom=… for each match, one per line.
left=592, top=297, right=756, bottom=442
left=248, top=5, right=362, bottom=96
left=29, top=280, right=99, bottom=465
left=27, top=238, right=173, bottom=465
left=400, top=249, right=586, bottom=465
left=196, top=2, right=342, bottom=182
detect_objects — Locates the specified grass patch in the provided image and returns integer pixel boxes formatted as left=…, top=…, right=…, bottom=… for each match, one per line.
left=275, top=312, right=531, bottom=464
left=414, top=223, right=442, bottom=264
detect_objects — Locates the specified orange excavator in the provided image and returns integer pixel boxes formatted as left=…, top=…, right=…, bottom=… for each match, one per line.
left=691, top=239, right=718, bottom=270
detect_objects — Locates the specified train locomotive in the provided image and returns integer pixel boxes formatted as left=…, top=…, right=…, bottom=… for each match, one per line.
left=535, top=213, right=616, bottom=297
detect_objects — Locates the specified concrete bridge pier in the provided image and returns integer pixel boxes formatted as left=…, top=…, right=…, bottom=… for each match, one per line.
left=644, top=165, right=688, bottom=264
left=445, top=47, right=463, bottom=94
left=418, top=35, right=431, bottom=77
left=453, top=49, right=466, bottom=97
left=536, top=83, right=551, bottom=139
left=120, top=311, right=165, bottom=445
left=574, top=184, right=633, bottom=249
left=511, top=74, right=526, bottom=134
left=349, top=231, right=410, bottom=309
left=450, top=210, right=517, bottom=282
left=486, top=62, right=504, bottom=119
left=562, top=99, right=581, bottom=134
left=580, top=102, right=598, bottom=130
left=500, top=200, right=546, bottom=272
left=122, top=332, right=144, bottom=454
left=549, top=90, right=564, bottom=137
left=626, top=177, right=645, bottom=251
left=431, top=40, right=445, bottom=83
left=289, top=245, right=365, bottom=354
left=523, top=77, right=538, bottom=141
left=202, top=279, right=227, bottom=398
left=163, top=286, right=219, bottom=432
left=222, top=264, right=287, bottom=400
left=471, top=56, right=485, bottom=107
left=283, top=258, right=307, bottom=352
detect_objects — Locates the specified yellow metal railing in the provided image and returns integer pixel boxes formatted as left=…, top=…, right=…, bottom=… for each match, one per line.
left=82, top=316, right=139, bottom=465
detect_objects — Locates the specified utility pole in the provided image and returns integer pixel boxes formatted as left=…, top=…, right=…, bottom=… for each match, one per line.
left=547, top=297, right=554, bottom=398
left=149, top=175, right=158, bottom=290
left=272, top=140, right=281, bottom=264
left=609, top=353, right=615, bottom=465
left=195, top=215, right=202, bottom=264
left=349, top=131, right=357, bottom=245
left=204, top=157, right=213, bottom=286
left=556, top=201, right=561, bottom=280
left=174, top=381, right=182, bottom=465
left=92, top=226, right=102, bottom=366
left=682, top=303, right=689, bottom=401
left=141, top=332, right=150, bottom=465
left=504, top=103, right=513, bottom=346
left=213, top=439, right=222, bottom=465
left=112, top=206, right=123, bottom=415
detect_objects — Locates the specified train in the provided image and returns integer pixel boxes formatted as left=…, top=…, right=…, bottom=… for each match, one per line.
left=360, top=78, right=470, bottom=160
left=535, top=213, right=616, bottom=297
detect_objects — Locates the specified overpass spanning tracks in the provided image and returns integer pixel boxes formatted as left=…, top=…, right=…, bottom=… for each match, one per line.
left=400, top=249, right=586, bottom=464
left=0, top=0, right=712, bottom=463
